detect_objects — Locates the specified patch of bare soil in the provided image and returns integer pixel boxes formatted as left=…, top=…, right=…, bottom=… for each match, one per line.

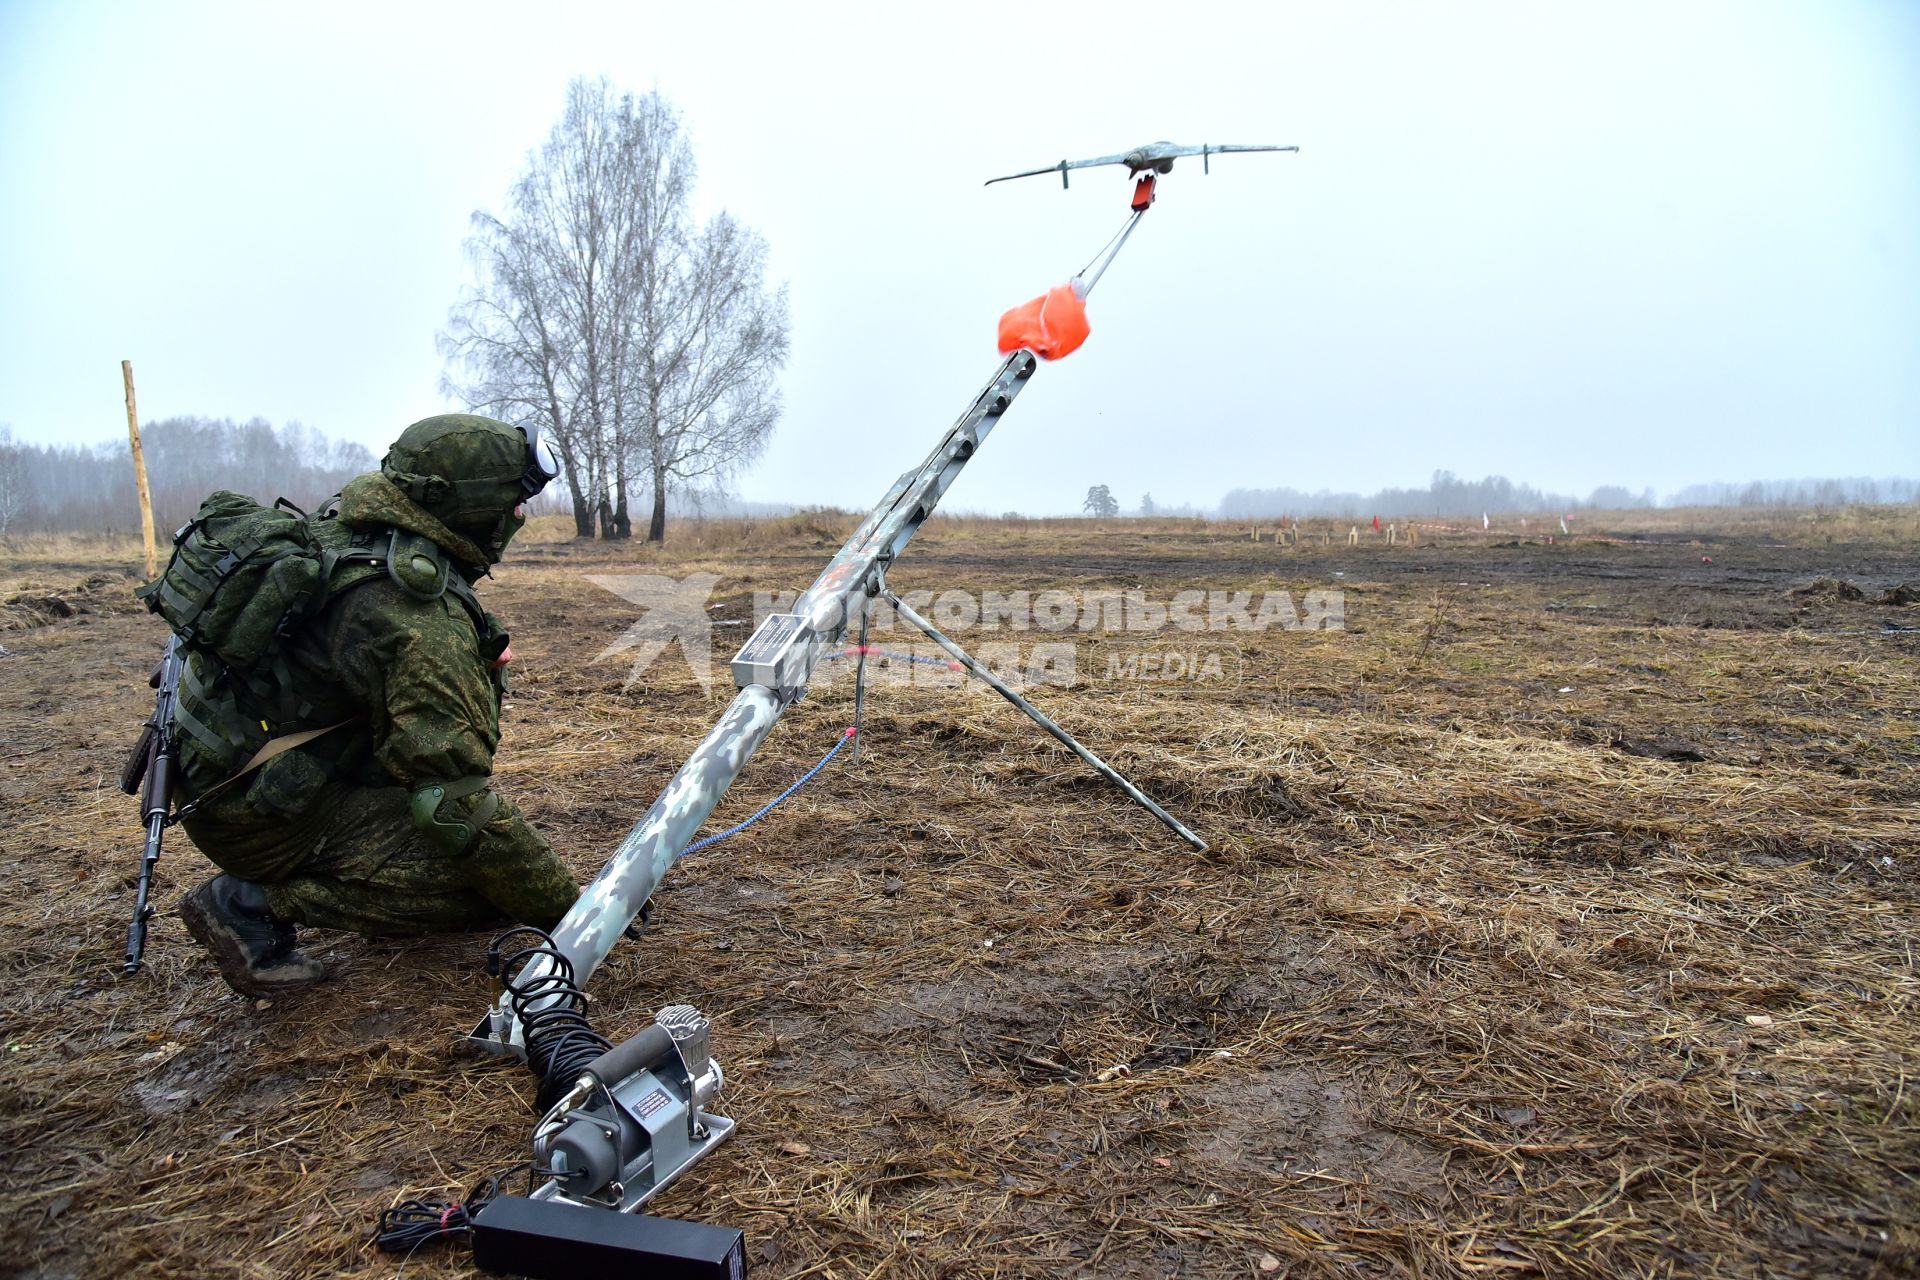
left=1785, top=576, right=1867, bottom=602
left=1, top=571, right=144, bottom=630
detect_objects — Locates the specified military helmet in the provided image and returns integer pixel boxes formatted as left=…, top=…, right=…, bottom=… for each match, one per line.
left=381, top=414, right=560, bottom=558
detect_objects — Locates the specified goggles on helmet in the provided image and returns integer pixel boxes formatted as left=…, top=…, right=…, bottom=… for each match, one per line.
left=520, top=425, right=562, bottom=498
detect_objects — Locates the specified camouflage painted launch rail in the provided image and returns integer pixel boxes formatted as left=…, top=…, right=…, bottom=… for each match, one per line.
left=473, top=351, right=1044, bottom=1051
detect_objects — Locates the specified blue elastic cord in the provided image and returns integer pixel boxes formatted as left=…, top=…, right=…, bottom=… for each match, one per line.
left=681, top=729, right=857, bottom=857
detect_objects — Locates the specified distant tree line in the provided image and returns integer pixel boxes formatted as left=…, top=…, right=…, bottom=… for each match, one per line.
left=1220, top=470, right=1587, bottom=520
left=1216, top=470, right=1917, bottom=520
left=0, top=417, right=376, bottom=536
left=1664, top=477, right=1918, bottom=508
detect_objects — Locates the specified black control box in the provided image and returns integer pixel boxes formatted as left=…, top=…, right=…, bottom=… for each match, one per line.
left=471, top=1195, right=745, bottom=1279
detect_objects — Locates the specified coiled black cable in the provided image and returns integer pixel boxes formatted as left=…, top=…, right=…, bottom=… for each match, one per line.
left=370, top=929, right=612, bottom=1254
left=372, top=1163, right=530, bottom=1254
left=488, top=926, right=612, bottom=1113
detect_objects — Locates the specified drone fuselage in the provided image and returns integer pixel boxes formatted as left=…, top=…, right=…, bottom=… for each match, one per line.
left=1124, top=151, right=1178, bottom=176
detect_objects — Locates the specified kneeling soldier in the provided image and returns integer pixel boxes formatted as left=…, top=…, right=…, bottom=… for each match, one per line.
left=168, top=415, right=579, bottom=996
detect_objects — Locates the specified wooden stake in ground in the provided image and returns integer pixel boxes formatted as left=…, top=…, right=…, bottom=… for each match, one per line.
left=122, top=360, right=157, bottom=580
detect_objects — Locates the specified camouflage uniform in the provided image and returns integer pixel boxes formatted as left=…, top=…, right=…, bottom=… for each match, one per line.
left=178, top=425, right=577, bottom=939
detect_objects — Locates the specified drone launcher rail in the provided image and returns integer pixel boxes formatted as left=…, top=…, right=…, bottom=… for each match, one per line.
left=468, top=350, right=1042, bottom=1059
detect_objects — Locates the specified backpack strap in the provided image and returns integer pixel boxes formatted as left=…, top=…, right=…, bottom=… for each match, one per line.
left=442, top=571, right=489, bottom=635
left=239, top=652, right=316, bottom=727
left=173, top=656, right=261, bottom=763
left=172, top=686, right=252, bottom=763
left=175, top=718, right=358, bottom=818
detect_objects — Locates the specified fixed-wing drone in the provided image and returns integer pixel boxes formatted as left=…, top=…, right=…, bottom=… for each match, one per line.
left=986, top=140, right=1299, bottom=188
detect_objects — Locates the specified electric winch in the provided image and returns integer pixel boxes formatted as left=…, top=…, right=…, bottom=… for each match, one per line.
left=529, top=1003, right=734, bottom=1210
left=438, top=930, right=744, bottom=1278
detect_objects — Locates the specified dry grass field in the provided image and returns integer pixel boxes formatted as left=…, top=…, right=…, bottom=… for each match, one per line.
left=1, top=506, right=1916, bottom=1279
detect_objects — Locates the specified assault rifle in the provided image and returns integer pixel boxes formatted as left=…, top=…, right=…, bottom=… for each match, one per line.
left=121, top=635, right=184, bottom=974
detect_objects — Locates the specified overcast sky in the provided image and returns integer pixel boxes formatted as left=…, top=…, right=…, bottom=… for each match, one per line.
left=2, top=0, right=1914, bottom=515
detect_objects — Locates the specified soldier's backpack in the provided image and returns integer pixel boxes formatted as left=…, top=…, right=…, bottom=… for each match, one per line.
left=138, top=492, right=342, bottom=677
left=136, top=490, right=488, bottom=783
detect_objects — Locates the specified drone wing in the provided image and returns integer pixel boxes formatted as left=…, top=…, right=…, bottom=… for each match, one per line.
left=1125, top=142, right=1301, bottom=171
left=985, top=142, right=1299, bottom=187
left=983, top=150, right=1141, bottom=187
left=1166, top=143, right=1299, bottom=159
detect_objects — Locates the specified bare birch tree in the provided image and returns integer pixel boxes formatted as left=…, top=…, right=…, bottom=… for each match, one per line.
left=631, top=210, right=788, bottom=541
left=442, top=211, right=597, bottom=535
left=442, top=78, right=786, bottom=541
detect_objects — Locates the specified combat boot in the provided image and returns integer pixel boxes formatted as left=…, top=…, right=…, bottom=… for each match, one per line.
left=177, top=875, right=327, bottom=997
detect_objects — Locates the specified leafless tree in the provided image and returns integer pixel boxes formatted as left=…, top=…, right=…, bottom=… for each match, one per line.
left=442, top=211, right=598, bottom=535
left=442, top=79, right=786, bottom=541
left=630, top=210, right=788, bottom=541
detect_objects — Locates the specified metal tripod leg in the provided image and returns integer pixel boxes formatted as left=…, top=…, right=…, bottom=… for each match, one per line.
left=880, top=586, right=1207, bottom=852
left=851, top=594, right=872, bottom=765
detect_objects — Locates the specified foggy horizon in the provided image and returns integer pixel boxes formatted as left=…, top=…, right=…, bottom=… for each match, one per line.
left=4, top=411, right=1912, bottom=530
left=22, top=420, right=1920, bottom=519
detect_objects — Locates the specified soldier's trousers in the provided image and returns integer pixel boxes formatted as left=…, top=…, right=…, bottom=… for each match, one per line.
left=181, top=783, right=579, bottom=936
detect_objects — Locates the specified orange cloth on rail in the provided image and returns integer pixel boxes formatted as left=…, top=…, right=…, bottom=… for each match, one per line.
left=997, top=281, right=1090, bottom=360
